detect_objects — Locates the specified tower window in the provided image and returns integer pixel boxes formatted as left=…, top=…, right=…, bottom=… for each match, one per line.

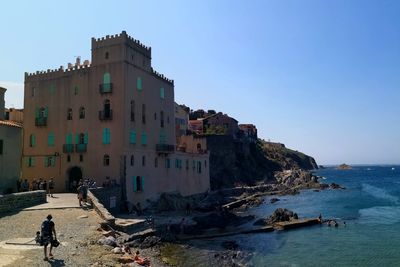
left=67, top=108, right=72, bottom=120
left=103, top=154, right=110, bottom=166
left=79, top=107, right=85, bottom=119
left=105, top=52, right=109, bottom=59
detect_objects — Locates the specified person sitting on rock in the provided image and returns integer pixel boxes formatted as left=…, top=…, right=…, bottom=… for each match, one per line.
left=134, top=250, right=151, bottom=266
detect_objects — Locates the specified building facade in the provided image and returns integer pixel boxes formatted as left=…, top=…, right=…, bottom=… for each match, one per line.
left=239, top=124, right=258, bottom=143
left=0, top=87, right=22, bottom=194
left=22, top=31, right=209, bottom=205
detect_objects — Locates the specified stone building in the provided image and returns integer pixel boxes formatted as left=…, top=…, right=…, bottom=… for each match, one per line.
left=5, top=108, right=24, bottom=124
left=0, top=87, right=22, bottom=194
left=22, top=31, right=210, bottom=205
left=239, top=124, right=258, bottom=142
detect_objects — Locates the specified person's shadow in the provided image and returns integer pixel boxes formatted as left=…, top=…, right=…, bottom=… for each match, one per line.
left=49, top=259, right=65, bottom=267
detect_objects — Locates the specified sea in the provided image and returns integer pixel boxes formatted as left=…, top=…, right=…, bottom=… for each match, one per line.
left=189, top=165, right=400, bottom=267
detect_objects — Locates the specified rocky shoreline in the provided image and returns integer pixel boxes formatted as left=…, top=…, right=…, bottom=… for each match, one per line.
left=92, top=168, right=344, bottom=266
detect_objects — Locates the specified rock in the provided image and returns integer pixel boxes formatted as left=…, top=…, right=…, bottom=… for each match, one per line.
left=98, top=236, right=117, bottom=247
left=330, top=183, right=345, bottom=189
left=253, top=219, right=267, bottom=226
left=126, top=239, right=142, bottom=248
left=221, top=240, right=239, bottom=250
left=140, top=236, right=161, bottom=249
left=270, top=198, right=280, bottom=204
left=265, top=208, right=297, bottom=224
left=112, top=247, right=123, bottom=254
left=77, top=215, right=88, bottom=219
left=337, top=164, right=351, bottom=170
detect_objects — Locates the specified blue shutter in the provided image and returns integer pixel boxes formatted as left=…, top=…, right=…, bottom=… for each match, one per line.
left=160, top=87, right=165, bottom=99
left=130, top=130, right=136, bottom=144
left=84, top=132, right=88, bottom=144
left=137, top=77, right=142, bottom=90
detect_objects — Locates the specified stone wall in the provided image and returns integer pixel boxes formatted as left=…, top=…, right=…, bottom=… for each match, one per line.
left=89, top=186, right=122, bottom=214
left=0, top=190, right=46, bottom=214
left=87, top=190, right=116, bottom=226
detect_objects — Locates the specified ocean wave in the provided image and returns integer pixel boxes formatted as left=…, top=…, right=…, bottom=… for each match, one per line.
left=359, top=206, right=400, bottom=225
left=362, top=183, right=399, bottom=204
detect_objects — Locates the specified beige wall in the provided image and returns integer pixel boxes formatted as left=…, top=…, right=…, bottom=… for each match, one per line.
left=0, top=124, right=22, bottom=193
left=22, top=31, right=210, bottom=204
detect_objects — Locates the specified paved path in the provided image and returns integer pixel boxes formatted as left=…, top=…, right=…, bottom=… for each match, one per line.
left=23, top=193, right=82, bottom=210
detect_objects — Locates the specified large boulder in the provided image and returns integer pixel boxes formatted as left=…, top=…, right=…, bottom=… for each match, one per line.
left=253, top=208, right=298, bottom=226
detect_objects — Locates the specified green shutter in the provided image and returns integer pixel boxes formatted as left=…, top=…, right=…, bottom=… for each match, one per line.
left=31, top=134, right=36, bottom=146
left=103, top=128, right=110, bottom=144
left=75, top=134, right=80, bottom=144
left=35, top=108, right=39, bottom=118
left=103, top=73, right=111, bottom=84
left=32, top=157, right=35, bottom=166
left=130, top=130, right=136, bottom=144
left=66, top=133, right=72, bottom=144
left=132, top=176, right=137, bottom=192
left=141, top=176, right=144, bottom=191
left=74, top=86, right=79, bottom=95
left=84, top=132, right=88, bottom=144
left=137, top=77, right=142, bottom=90
left=160, top=87, right=165, bottom=99
left=48, top=133, right=55, bottom=146
left=141, top=133, right=147, bottom=145
left=44, top=107, right=48, bottom=117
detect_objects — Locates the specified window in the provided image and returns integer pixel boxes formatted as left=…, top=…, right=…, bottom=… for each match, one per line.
left=160, top=111, right=164, bottom=128
left=79, top=133, right=85, bottom=144
left=103, top=154, right=110, bottom=166
left=154, top=157, right=158, bottom=168
left=137, top=77, right=142, bottom=90
left=105, top=52, right=109, bottom=59
left=27, top=157, right=35, bottom=167
left=133, top=176, right=144, bottom=192
left=79, top=107, right=85, bottom=119
left=160, top=87, right=165, bottom=99
left=167, top=116, right=170, bottom=124
left=130, top=130, right=137, bottom=144
left=74, top=86, right=79, bottom=95
left=130, top=100, right=135, bottom=122
left=142, top=155, right=146, bottom=166
left=102, top=128, right=111, bottom=144
left=31, top=87, right=36, bottom=97
left=154, top=113, right=157, bottom=120
left=79, top=154, right=83, bottom=162
left=197, top=161, right=202, bottom=173
left=186, top=159, right=189, bottom=170
left=159, top=132, right=166, bottom=144
left=45, top=156, right=56, bottom=167
left=29, top=134, right=36, bottom=147
left=0, top=140, right=3, bottom=154
left=130, top=155, right=134, bottom=166
left=205, top=160, right=207, bottom=168
left=141, top=132, right=147, bottom=145
left=103, top=73, right=111, bottom=92
left=165, top=158, right=171, bottom=169
left=47, top=132, right=55, bottom=146
left=104, top=99, right=111, bottom=118
left=142, top=104, right=146, bottom=124
left=36, top=107, right=48, bottom=118
left=67, top=108, right=72, bottom=120
left=67, top=155, right=71, bottom=162
left=175, top=159, right=182, bottom=169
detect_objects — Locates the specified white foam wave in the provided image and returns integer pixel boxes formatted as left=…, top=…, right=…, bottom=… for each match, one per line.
left=359, top=206, right=400, bottom=225
left=362, top=183, right=399, bottom=204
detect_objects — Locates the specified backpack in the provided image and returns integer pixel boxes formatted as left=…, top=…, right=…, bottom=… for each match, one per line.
left=41, top=220, right=52, bottom=237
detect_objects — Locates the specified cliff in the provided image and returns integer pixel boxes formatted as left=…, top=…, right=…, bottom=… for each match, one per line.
left=206, top=137, right=318, bottom=190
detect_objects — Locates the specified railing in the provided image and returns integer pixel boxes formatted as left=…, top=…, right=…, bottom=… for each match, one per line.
left=99, top=83, right=113, bottom=94
left=75, top=144, right=87, bottom=153
left=63, top=144, right=74, bottom=153
left=99, top=110, right=113, bottom=121
left=35, top=117, right=47, bottom=126
left=156, top=144, right=175, bottom=154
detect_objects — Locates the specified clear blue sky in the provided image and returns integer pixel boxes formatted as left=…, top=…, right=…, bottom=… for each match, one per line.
left=1, top=0, right=400, bottom=165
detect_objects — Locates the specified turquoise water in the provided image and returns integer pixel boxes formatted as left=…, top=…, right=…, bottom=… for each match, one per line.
left=241, top=166, right=400, bottom=266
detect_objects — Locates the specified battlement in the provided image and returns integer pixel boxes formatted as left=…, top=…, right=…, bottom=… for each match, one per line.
left=151, top=68, right=174, bottom=85
left=92, top=31, right=151, bottom=59
left=25, top=63, right=91, bottom=80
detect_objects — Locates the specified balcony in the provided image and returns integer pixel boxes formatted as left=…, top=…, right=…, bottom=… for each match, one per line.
left=35, top=117, right=47, bottom=126
left=99, top=83, right=113, bottom=94
left=99, top=110, right=113, bottom=121
left=156, top=144, right=175, bottom=154
left=75, top=143, right=87, bottom=153
left=63, top=144, right=74, bottom=153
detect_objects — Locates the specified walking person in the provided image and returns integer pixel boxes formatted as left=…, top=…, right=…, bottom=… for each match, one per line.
left=41, top=214, right=57, bottom=261
left=48, top=178, right=54, bottom=197
left=77, top=182, right=84, bottom=206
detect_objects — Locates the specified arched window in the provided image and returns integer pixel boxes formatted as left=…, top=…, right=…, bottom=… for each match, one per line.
left=130, top=155, right=134, bottom=166
left=67, top=108, right=72, bottom=120
left=130, top=100, right=135, bottom=122
left=79, top=107, right=85, bottom=119
left=105, top=52, right=109, bottom=59
left=103, top=154, right=110, bottom=166
left=142, top=155, right=146, bottom=166
left=136, top=176, right=142, bottom=191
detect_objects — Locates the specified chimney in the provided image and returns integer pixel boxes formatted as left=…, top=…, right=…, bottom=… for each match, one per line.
left=0, top=87, right=6, bottom=120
